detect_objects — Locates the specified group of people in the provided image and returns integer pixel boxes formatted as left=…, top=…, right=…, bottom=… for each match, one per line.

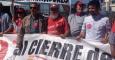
left=0, top=0, right=115, bottom=59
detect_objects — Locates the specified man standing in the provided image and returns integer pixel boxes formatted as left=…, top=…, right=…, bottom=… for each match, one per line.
left=47, top=4, right=69, bottom=38
left=68, top=1, right=85, bottom=37
left=76, top=1, right=110, bottom=43
left=17, top=3, right=46, bottom=49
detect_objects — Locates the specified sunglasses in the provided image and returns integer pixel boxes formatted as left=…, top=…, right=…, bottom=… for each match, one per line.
left=18, top=12, right=23, bottom=14
left=30, top=7, right=37, bottom=9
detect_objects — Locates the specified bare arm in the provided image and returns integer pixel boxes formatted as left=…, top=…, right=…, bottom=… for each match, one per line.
left=60, top=17, right=70, bottom=38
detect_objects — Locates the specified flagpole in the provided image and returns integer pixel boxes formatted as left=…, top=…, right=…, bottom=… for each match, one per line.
left=69, top=0, right=71, bottom=14
left=10, top=0, right=15, bottom=18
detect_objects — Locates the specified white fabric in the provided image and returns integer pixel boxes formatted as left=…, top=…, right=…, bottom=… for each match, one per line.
left=81, top=15, right=109, bottom=41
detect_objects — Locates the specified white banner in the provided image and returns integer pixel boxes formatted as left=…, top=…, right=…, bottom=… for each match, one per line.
left=16, top=0, right=69, bottom=5
left=1, top=34, right=114, bottom=60
left=0, top=36, right=16, bottom=60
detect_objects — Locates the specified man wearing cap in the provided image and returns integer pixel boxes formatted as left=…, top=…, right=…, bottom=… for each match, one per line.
left=17, top=3, right=47, bottom=49
left=68, top=1, right=86, bottom=37
left=0, top=3, right=12, bottom=34
left=47, top=4, right=69, bottom=38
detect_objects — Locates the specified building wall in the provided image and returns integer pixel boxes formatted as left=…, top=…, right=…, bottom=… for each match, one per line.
left=110, top=0, right=115, bottom=12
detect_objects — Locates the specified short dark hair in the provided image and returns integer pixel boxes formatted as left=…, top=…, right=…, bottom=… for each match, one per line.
left=16, top=8, right=25, bottom=13
left=88, top=1, right=100, bottom=10
left=30, top=2, right=40, bottom=8
left=0, top=2, right=3, bottom=7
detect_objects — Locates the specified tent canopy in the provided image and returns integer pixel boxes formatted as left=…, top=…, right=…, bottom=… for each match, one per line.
left=0, top=1, right=22, bottom=6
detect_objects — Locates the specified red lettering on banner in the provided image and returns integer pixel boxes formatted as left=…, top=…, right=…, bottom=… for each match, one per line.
left=0, top=40, right=8, bottom=60
left=13, top=40, right=17, bottom=45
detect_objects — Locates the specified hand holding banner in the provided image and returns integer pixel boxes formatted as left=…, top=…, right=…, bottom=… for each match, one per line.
left=2, top=34, right=114, bottom=60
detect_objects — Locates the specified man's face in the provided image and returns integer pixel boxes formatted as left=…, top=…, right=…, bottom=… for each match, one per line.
left=50, top=11, right=59, bottom=20
left=76, top=5, right=83, bottom=13
left=50, top=11, right=58, bottom=15
left=17, top=12, right=24, bottom=18
left=30, top=4, right=38, bottom=15
left=88, top=5, right=98, bottom=15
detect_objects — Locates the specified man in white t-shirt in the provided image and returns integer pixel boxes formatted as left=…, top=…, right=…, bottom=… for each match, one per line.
left=76, top=1, right=111, bottom=43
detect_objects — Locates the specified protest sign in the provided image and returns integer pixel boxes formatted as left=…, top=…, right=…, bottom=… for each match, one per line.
left=2, top=34, right=113, bottom=60
left=0, top=36, right=16, bottom=60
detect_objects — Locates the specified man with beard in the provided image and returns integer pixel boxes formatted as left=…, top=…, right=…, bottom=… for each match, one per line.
left=47, top=4, right=69, bottom=38
left=76, top=1, right=111, bottom=43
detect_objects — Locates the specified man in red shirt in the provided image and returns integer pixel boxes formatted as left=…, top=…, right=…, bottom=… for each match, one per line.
left=47, top=4, right=69, bottom=38
left=109, top=20, right=115, bottom=59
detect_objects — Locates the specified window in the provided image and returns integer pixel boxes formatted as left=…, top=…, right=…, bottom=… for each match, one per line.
left=112, top=0, right=115, bottom=4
